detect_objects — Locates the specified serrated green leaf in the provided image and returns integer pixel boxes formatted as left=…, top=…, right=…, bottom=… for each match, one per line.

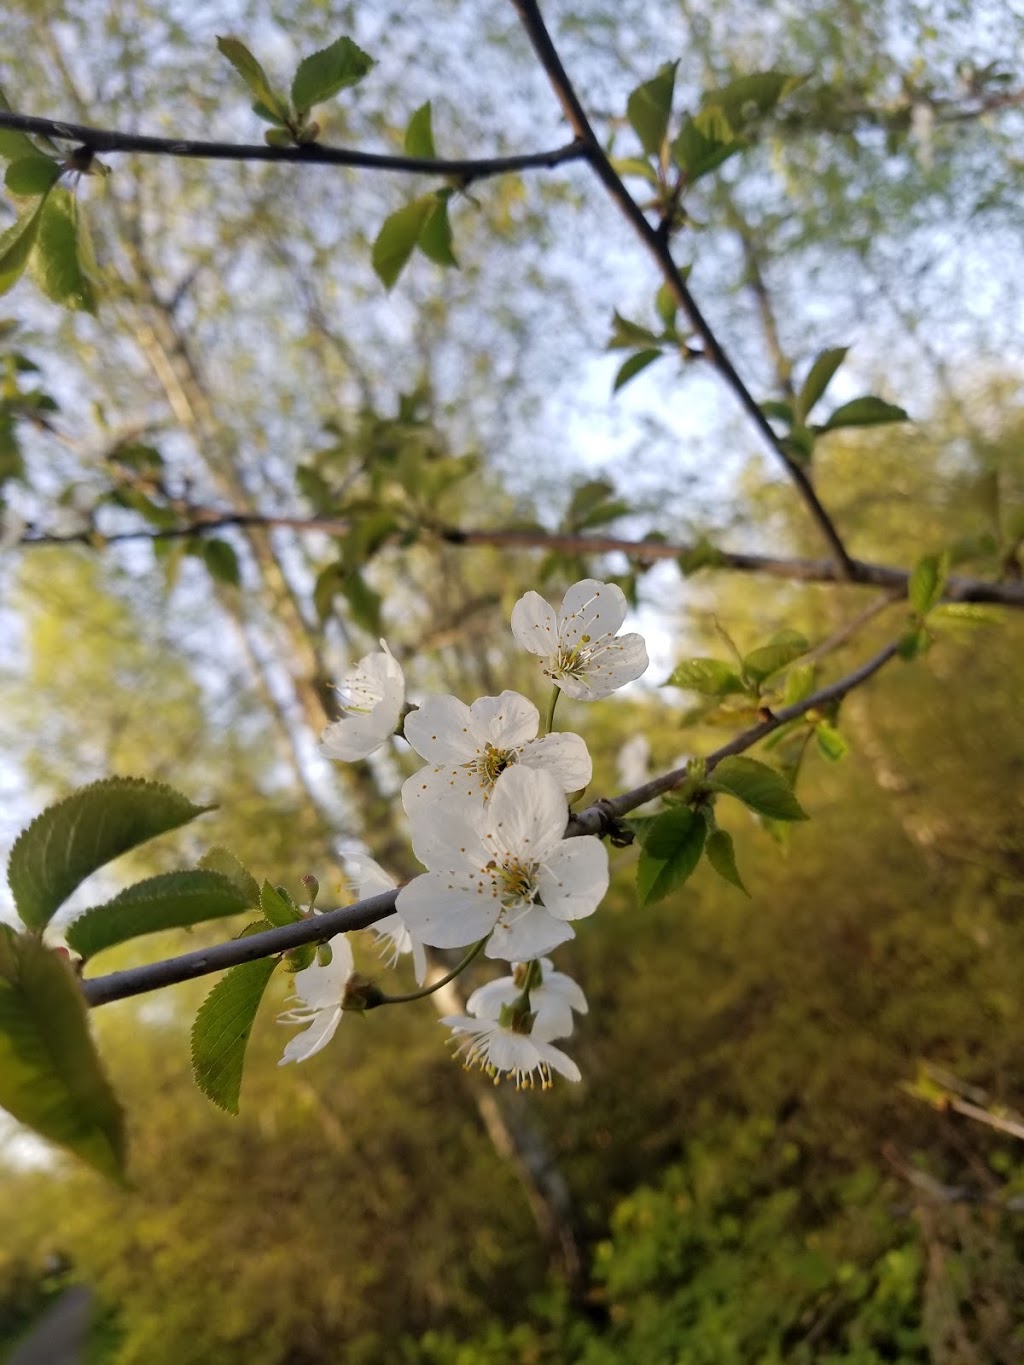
left=664, top=657, right=745, bottom=696
left=202, top=536, right=241, bottom=587
left=626, top=61, right=678, bottom=157
left=820, top=395, right=910, bottom=431
left=709, top=756, right=808, bottom=821
left=636, top=807, right=706, bottom=905
left=7, top=777, right=214, bottom=932
left=418, top=192, right=458, bottom=268
left=815, top=722, right=848, bottom=762
left=216, top=36, right=288, bottom=122
left=29, top=188, right=97, bottom=313
left=797, top=346, right=848, bottom=421
left=670, top=113, right=739, bottom=183
left=191, top=957, right=280, bottom=1114
left=0, top=198, right=45, bottom=297
left=404, top=101, right=436, bottom=158
left=198, top=847, right=260, bottom=905
left=260, top=879, right=303, bottom=927
left=908, top=551, right=948, bottom=616
left=613, top=348, right=662, bottom=393
left=65, top=871, right=252, bottom=961
left=291, top=36, right=373, bottom=113
left=5, top=156, right=60, bottom=197
left=705, top=828, right=749, bottom=895
left=372, top=196, right=434, bottom=289
left=742, top=630, right=809, bottom=684
left=0, top=925, right=125, bottom=1178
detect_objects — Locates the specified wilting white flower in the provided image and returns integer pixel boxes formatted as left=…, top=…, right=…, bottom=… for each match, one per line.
left=319, top=640, right=404, bottom=761
left=467, top=958, right=588, bottom=1042
left=511, top=578, right=648, bottom=700
left=278, top=934, right=355, bottom=1065
left=397, top=765, right=608, bottom=962
left=348, top=854, right=427, bottom=987
left=402, top=690, right=591, bottom=859
left=441, top=1015, right=581, bottom=1087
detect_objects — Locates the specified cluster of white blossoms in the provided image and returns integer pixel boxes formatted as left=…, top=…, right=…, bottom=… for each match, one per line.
left=280, top=579, right=648, bottom=1086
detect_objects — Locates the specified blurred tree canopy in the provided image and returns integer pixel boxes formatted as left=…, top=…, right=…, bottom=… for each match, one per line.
left=0, top=0, right=1022, bottom=1360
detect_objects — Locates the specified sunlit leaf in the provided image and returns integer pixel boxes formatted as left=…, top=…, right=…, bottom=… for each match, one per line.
left=664, top=658, right=745, bottom=696
left=216, top=36, right=288, bottom=122
left=613, top=348, right=662, bottom=393
left=709, top=756, right=808, bottom=821
left=404, top=101, right=436, bottom=159
left=65, top=871, right=253, bottom=961
left=418, top=192, right=458, bottom=268
left=8, top=777, right=214, bottom=931
left=820, top=396, right=910, bottom=431
left=198, top=847, right=261, bottom=906
left=291, top=36, right=374, bottom=113
left=29, top=188, right=98, bottom=313
left=908, top=551, right=948, bottom=616
left=4, top=156, right=60, bottom=197
left=0, top=925, right=125, bottom=1179
left=372, top=196, right=434, bottom=289
left=260, top=879, right=303, bottom=927
left=743, top=630, right=809, bottom=684
left=797, top=345, right=848, bottom=421
left=0, top=199, right=45, bottom=297
left=191, top=957, right=280, bottom=1114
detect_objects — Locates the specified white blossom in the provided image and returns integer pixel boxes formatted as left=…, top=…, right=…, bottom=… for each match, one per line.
left=402, top=690, right=591, bottom=860
left=441, top=1015, right=581, bottom=1087
left=319, top=640, right=404, bottom=761
left=510, top=578, right=648, bottom=700
left=467, top=958, right=588, bottom=1042
left=278, top=934, right=355, bottom=1065
left=348, top=854, right=427, bottom=986
left=397, top=765, right=608, bottom=962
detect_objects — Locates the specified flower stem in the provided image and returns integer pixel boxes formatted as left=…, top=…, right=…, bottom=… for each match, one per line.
left=543, top=684, right=561, bottom=736
left=368, top=936, right=489, bottom=1007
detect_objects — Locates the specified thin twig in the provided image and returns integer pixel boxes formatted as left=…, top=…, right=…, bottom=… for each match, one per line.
left=81, top=636, right=904, bottom=1008
left=0, top=110, right=585, bottom=182
left=20, top=515, right=1024, bottom=607
left=506, top=0, right=857, bottom=578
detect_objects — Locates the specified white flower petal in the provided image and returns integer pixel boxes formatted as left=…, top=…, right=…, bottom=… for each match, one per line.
left=486, top=905, right=575, bottom=961
left=319, top=642, right=405, bottom=760
left=468, top=690, right=539, bottom=747
left=403, top=694, right=478, bottom=764
left=288, top=936, right=354, bottom=1009
left=519, top=732, right=592, bottom=791
left=510, top=591, right=559, bottom=658
left=397, top=873, right=498, bottom=948
left=558, top=578, right=627, bottom=645
left=485, top=765, right=567, bottom=865
left=278, top=1006, right=342, bottom=1065
left=536, top=836, right=608, bottom=921
left=442, top=1017, right=581, bottom=1085
left=402, top=767, right=489, bottom=866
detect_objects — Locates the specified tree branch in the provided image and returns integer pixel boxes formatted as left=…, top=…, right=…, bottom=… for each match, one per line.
left=21, top=515, right=1024, bottom=607
left=505, top=0, right=857, bottom=579
left=81, top=636, right=904, bottom=1008
left=0, top=110, right=585, bottom=182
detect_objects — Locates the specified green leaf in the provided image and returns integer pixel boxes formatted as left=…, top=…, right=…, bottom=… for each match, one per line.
left=709, top=756, right=808, bottom=821
left=0, top=127, right=44, bottom=163
left=759, top=399, right=794, bottom=425
left=29, top=188, right=98, bottom=313
left=655, top=283, right=678, bottom=327
left=670, top=113, right=740, bottom=183
left=908, top=551, right=948, bottom=616
left=705, top=828, right=749, bottom=895
left=404, top=101, right=436, bottom=159
left=609, top=156, right=660, bottom=185
left=664, top=658, right=745, bottom=696
left=4, top=156, right=60, bottom=197
left=216, top=36, right=288, bottom=122
left=626, top=61, right=678, bottom=157
left=783, top=663, right=816, bottom=705
left=815, top=721, right=848, bottom=761
left=742, top=630, right=809, bottom=684
left=820, top=396, right=910, bottom=431
left=198, top=847, right=260, bottom=906
left=372, top=196, right=434, bottom=289
left=418, top=192, right=458, bottom=268
left=677, top=537, right=725, bottom=575
left=201, top=537, right=241, bottom=587
left=566, top=478, right=615, bottom=528
left=342, top=568, right=383, bottom=636
left=613, top=348, right=662, bottom=393
left=0, top=199, right=45, bottom=297
left=7, top=777, right=214, bottom=932
left=252, top=99, right=288, bottom=127
left=0, top=925, right=125, bottom=1179
left=291, top=36, right=373, bottom=113
left=928, top=602, right=1003, bottom=632
left=897, top=626, right=932, bottom=660
left=797, top=346, right=848, bottom=421
left=607, top=310, right=661, bottom=350
left=260, top=879, right=303, bottom=927
left=704, top=72, right=804, bottom=129
left=191, top=957, right=280, bottom=1114
left=65, top=871, right=253, bottom=961
left=636, top=807, right=707, bottom=905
